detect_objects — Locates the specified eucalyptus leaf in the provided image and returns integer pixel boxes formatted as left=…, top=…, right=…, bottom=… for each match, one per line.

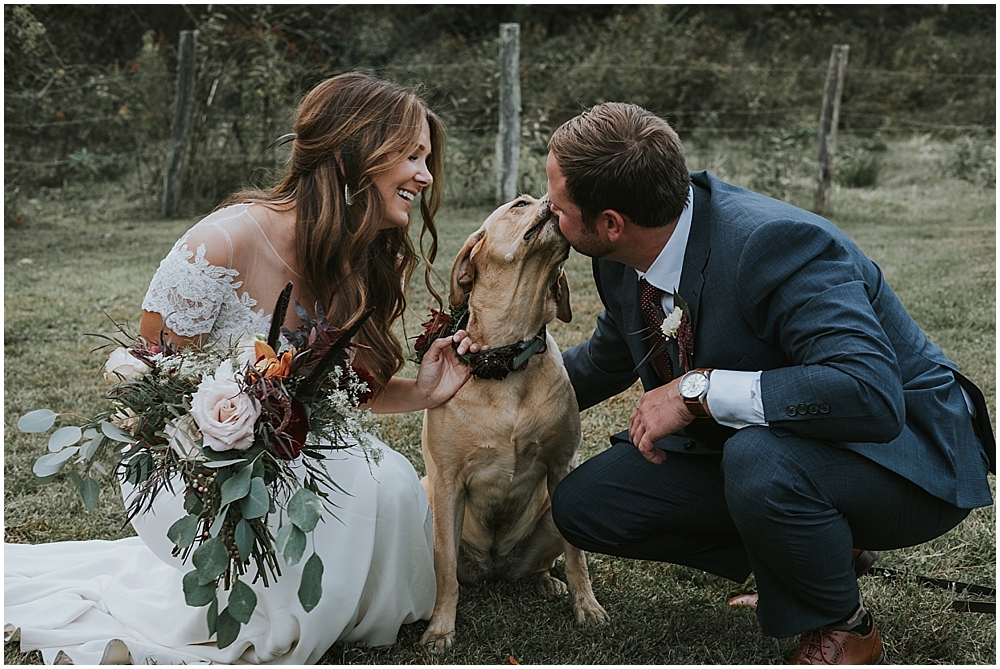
left=215, top=608, right=241, bottom=649
left=206, top=598, right=219, bottom=634
left=227, top=579, right=257, bottom=624
left=209, top=504, right=230, bottom=538
left=203, top=459, right=247, bottom=469
left=239, top=478, right=269, bottom=520
left=220, top=465, right=252, bottom=506
left=298, top=553, right=324, bottom=613
left=78, top=476, right=100, bottom=509
left=167, top=514, right=199, bottom=549
left=182, top=569, right=217, bottom=607
left=48, top=426, right=83, bottom=452
left=276, top=523, right=306, bottom=566
left=79, top=433, right=102, bottom=460
left=184, top=493, right=204, bottom=516
left=83, top=428, right=97, bottom=440
left=234, top=519, right=253, bottom=560
left=32, top=447, right=80, bottom=477
left=92, top=461, right=108, bottom=476
left=192, top=537, right=229, bottom=586
left=288, top=488, right=323, bottom=532
left=17, top=409, right=57, bottom=433
left=100, top=420, right=136, bottom=444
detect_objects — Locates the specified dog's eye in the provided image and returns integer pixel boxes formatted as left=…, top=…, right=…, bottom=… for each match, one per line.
left=512, top=200, right=529, bottom=208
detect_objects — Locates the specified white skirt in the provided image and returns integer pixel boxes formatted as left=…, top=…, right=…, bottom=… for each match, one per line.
left=4, top=438, right=436, bottom=664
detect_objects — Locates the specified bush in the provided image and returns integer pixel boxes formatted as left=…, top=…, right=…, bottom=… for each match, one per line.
left=836, top=154, right=881, bottom=188
left=949, top=130, right=996, bottom=187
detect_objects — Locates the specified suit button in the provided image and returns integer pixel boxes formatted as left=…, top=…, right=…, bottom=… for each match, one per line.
left=786, top=405, right=797, bottom=417
left=797, top=403, right=808, bottom=415
left=819, top=403, right=830, bottom=414
left=808, top=403, right=819, bottom=414
left=683, top=440, right=696, bottom=450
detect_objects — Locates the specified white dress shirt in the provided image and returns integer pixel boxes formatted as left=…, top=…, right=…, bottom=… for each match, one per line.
left=636, top=185, right=767, bottom=429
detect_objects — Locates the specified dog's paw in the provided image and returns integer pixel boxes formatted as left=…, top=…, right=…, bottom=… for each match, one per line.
left=420, top=628, right=455, bottom=653
left=573, top=597, right=611, bottom=626
left=535, top=572, right=568, bottom=598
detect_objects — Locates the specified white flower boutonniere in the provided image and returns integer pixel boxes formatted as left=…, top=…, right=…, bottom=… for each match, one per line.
left=660, top=306, right=684, bottom=340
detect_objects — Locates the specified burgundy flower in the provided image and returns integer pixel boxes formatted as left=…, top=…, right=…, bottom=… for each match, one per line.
left=273, top=396, right=310, bottom=460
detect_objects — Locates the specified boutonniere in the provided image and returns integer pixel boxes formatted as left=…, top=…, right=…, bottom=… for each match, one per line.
left=636, top=292, right=695, bottom=375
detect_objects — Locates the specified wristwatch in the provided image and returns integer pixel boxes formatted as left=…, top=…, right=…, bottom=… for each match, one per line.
left=679, top=368, right=713, bottom=417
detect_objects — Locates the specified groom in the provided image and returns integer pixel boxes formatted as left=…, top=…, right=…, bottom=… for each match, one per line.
left=546, top=103, right=994, bottom=664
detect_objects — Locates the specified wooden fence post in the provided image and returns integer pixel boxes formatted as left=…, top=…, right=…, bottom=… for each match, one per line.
left=813, top=44, right=849, bottom=216
left=496, top=23, right=521, bottom=204
left=163, top=30, right=198, bottom=218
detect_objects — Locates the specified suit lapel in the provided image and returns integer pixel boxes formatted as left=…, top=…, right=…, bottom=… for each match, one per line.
left=677, top=181, right=712, bottom=367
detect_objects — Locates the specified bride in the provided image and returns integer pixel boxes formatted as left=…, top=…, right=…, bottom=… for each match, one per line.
left=4, top=73, right=482, bottom=664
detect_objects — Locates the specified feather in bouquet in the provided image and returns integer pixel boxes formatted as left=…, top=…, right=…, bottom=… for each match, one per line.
left=17, top=283, right=378, bottom=649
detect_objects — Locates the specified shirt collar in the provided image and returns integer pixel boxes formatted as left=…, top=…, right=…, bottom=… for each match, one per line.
left=637, top=184, right=694, bottom=294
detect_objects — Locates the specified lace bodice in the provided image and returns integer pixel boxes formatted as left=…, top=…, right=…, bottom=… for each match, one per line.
left=142, top=206, right=273, bottom=344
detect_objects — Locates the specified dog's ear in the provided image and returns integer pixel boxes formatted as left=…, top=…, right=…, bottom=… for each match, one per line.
left=553, top=268, right=572, bottom=323
left=450, top=229, right=486, bottom=306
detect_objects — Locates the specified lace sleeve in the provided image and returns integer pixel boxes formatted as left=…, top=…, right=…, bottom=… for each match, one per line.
left=142, top=236, right=243, bottom=338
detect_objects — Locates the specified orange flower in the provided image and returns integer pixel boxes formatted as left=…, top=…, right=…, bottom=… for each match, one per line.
left=254, top=340, right=295, bottom=379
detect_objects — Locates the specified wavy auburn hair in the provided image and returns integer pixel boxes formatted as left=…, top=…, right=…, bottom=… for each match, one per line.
left=227, top=72, right=445, bottom=393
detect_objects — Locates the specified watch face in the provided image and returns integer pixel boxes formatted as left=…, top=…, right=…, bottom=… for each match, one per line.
left=680, top=372, right=708, bottom=398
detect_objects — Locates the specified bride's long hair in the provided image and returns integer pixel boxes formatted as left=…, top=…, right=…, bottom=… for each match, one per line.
left=225, top=72, right=445, bottom=393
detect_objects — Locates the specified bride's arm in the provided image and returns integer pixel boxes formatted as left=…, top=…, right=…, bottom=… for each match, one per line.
left=139, top=223, right=235, bottom=351
left=139, top=311, right=208, bottom=351
left=367, top=331, right=481, bottom=414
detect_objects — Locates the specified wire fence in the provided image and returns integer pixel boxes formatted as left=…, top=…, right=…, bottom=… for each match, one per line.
left=4, top=57, right=995, bottom=211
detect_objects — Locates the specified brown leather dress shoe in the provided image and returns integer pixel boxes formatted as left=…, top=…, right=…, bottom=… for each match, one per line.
left=790, top=620, right=883, bottom=664
left=727, top=550, right=879, bottom=611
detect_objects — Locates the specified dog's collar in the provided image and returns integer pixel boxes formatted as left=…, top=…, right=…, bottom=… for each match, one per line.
left=412, top=299, right=548, bottom=380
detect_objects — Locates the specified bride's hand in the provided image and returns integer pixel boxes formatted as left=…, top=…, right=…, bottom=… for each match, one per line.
left=415, top=329, right=486, bottom=408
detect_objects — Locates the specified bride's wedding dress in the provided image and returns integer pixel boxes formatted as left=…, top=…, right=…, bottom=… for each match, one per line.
left=4, top=206, right=436, bottom=664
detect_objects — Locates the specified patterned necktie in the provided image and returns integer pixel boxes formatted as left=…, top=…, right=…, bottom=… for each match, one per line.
left=638, top=278, right=673, bottom=382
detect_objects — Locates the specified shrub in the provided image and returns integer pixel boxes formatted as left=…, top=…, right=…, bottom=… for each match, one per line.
left=949, top=130, right=996, bottom=188
left=836, top=154, right=881, bottom=188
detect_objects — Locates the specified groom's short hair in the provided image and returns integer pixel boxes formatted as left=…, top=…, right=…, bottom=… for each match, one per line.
left=549, top=103, right=690, bottom=228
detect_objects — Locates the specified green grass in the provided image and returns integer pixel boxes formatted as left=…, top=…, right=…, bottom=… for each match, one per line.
left=4, top=137, right=995, bottom=664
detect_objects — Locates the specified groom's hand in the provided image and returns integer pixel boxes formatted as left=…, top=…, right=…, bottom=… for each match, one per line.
left=628, top=378, right=697, bottom=464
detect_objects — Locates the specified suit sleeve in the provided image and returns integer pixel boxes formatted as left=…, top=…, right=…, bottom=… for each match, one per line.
left=563, top=259, right=640, bottom=411
left=737, top=220, right=905, bottom=442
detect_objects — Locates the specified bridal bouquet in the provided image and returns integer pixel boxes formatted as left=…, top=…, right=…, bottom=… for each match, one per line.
left=17, top=284, right=377, bottom=648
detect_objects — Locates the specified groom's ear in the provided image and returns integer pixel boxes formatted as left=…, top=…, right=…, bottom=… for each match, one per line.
left=449, top=229, right=486, bottom=306
left=600, top=209, right=627, bottom=243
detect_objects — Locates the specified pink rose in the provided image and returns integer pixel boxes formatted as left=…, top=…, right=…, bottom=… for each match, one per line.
left=189, top=361, right=260, bottom=452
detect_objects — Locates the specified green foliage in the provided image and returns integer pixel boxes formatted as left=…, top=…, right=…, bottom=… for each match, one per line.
left=4, top=5, right=995, bottom=211
left=836, top=152, right=882, bottom=189
left=949, top=128, right=996, bottom=187
left=748, top=126, right=816, bottom=200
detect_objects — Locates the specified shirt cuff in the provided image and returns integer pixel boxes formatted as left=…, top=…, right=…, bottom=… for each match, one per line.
left=706, top=370, right=768, bottom=429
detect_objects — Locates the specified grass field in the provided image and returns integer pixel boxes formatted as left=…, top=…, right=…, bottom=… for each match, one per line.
left=4, top=135, right=995, bottom=664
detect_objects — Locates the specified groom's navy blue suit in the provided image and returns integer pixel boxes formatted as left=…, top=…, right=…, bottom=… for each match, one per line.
left=553, top=171, right=994, bottom=637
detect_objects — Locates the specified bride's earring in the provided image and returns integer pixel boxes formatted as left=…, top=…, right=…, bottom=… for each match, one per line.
left=344, top=183, right=355, bottom=206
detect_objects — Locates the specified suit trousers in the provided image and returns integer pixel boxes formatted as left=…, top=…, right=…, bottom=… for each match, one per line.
left=551, top=426, right=970, bottom=638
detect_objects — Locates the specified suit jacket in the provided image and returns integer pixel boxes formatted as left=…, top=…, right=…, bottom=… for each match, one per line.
left=563, top=171, right=994, bottom=509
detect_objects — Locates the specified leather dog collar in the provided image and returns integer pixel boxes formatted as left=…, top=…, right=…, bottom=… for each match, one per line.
left=412, top=298, right=548, bottom=380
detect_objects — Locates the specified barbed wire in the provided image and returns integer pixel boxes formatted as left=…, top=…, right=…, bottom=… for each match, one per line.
left=4, top=72, right=173, bottom=99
